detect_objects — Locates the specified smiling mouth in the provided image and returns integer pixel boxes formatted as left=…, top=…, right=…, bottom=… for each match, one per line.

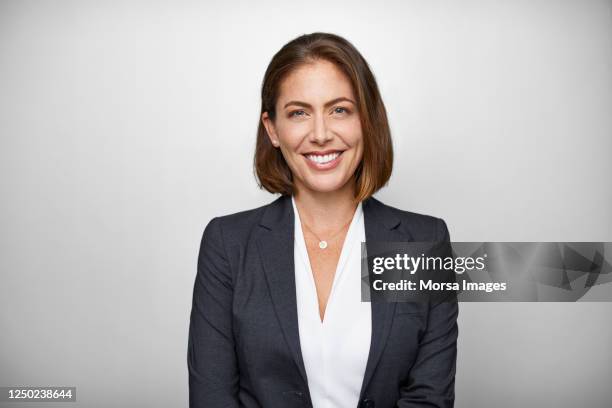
left=303, top=151, right=344, bottom=164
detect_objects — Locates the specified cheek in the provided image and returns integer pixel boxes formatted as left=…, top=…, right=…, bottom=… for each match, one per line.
left=333, top=118, right=363, bottom=146
left=276, top=120, right=307, bottom=145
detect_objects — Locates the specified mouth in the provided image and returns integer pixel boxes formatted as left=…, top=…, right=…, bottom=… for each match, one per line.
left=302, top=149, right=345, bottom=170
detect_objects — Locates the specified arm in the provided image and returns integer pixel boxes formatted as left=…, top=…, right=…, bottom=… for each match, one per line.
left=188, top=217, right=240, bottom=408
left=397, top=218, right=459, bottom=408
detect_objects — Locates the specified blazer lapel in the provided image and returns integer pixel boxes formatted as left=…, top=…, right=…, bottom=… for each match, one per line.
left=359, top=196, right=414, bottom=399
left=256, top=195, right=309, bottom=385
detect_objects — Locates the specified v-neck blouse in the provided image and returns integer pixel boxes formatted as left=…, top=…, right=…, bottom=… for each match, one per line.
left=292, top=195, right=372, bottom=408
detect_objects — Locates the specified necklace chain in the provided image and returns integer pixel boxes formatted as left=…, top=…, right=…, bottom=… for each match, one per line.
left=300, top=216, right=353, bottom=249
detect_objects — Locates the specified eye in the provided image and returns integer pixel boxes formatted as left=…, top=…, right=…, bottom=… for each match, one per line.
left=289, top=109, right=307, bottom=118
left=333, top=106, right=350, bottom=115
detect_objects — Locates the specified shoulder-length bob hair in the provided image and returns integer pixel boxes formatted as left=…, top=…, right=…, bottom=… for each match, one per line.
left=254, top=32, right=393, bottom=203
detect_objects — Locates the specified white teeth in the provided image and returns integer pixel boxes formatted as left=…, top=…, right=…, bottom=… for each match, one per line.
left=306, top=152, right=340, bottom=164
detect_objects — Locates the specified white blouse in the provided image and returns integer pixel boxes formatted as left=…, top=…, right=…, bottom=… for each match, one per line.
left=292, top=196, right=372, bottom=408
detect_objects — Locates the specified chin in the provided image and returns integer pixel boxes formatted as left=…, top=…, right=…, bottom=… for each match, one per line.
left=302, top=175, right=352, bottom=194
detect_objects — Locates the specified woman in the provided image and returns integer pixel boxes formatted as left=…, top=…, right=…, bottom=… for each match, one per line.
left=188, top=32, right=458, bottom=408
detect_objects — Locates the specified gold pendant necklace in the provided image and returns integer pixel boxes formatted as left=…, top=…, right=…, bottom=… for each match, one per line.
left=301, top=217, right=353, bottom=250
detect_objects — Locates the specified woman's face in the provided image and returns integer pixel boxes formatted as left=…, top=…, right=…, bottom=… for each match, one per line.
left=262, top=59, right=364, bottom=196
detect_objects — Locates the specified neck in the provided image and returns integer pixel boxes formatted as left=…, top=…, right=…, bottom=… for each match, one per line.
left=293, top=179, right=359, bottom=233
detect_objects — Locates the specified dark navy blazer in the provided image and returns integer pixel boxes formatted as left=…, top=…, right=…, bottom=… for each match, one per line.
left=188, top=195, right=458, bottom=408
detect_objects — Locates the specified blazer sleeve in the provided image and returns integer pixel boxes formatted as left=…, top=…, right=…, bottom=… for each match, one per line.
left=397, top=218, right=459, bottom=408
left=188, top=217, right=240, bottom=408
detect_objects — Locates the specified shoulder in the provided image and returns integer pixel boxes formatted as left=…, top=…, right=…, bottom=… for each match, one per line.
left=202, top=205, right=266, bottom=241
left=368, top=196, right=451, bottom=241
left=201, top=196, right=285, bottom=245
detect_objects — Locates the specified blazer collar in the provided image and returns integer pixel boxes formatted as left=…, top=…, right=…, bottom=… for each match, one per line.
left=256, top=194, right=413, bottom=398
left=258, top=194, right=412, bottom=237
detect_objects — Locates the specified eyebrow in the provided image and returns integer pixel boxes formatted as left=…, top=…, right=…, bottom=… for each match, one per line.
left=283, top=97, right=355, bottom=109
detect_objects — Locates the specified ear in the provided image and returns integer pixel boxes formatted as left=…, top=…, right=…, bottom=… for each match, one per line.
left=261, top=112, right=280, bottom=147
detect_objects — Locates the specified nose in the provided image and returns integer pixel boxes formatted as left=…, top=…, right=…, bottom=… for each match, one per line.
left=310, top=114, right=332, bottom=145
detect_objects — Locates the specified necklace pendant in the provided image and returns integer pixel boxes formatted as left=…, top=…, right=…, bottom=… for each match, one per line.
left=319, top=240, right=328, bottom=249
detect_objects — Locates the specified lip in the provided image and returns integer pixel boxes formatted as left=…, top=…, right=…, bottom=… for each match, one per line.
left=303, top=149, right=344, bottom=155
left=302, top=150, right=344, bottom=171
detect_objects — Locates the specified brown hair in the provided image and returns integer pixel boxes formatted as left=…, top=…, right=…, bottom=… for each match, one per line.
left=253, top=32, right=393, bottom=202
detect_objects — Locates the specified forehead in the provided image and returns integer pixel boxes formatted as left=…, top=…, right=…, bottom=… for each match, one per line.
left=277, top=59, right=355, bottom=103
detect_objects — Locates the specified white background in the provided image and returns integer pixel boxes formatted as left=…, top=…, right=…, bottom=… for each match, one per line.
left=1, top=0, right=611, bottom=407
